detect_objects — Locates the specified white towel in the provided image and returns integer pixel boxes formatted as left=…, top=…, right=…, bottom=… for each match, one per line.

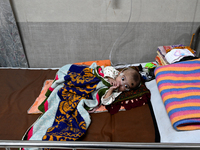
left=165, top=49, right=194, bottom=64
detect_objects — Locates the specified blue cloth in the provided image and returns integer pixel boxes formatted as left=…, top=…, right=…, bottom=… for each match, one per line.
left=42, top=64, right=101, bottom=141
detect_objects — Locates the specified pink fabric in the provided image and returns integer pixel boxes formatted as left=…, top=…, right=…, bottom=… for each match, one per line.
left=55, top=75, right=59, bottom=80
left=44, top=100, right=48, bottom=112
left=49, top=86, right=54, bottom=92
left=98, top=68, right=104, bottom=77
left=27, top=127, right=33, bottom=140
left=96, top=93, right=101, bottom=105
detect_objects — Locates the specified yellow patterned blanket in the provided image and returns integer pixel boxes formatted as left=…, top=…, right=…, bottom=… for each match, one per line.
left=23, top=63, right=109, bottom=142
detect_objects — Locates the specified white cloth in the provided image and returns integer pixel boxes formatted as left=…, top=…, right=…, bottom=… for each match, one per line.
left=101, top=66, right=121, bottom=105
left=165, top=49, right=194, bottom=64
left=101, top=89, right=121, bottom=105
left=103, top=66, right=119, bottom=79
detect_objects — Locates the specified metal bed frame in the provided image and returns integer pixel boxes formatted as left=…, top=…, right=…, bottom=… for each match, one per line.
left=1, top=141, right=200, bottom=150
left=0, top=26, right=199, bottom=150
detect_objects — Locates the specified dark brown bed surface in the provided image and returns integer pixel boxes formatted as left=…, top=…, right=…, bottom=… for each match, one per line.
left=0, top=68, right=158, bottom=142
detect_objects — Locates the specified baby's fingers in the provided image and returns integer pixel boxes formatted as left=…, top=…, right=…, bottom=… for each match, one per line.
left=112, top=83, right=119, bottom=89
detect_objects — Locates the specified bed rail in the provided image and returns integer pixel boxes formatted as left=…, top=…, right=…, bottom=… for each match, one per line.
left=190, top=25, right=200, bottom=57
left=0, top=141, right=200, bottom=150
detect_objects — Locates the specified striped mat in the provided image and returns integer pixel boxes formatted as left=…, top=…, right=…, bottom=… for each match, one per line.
left=154, top=59, right=200, bottom=131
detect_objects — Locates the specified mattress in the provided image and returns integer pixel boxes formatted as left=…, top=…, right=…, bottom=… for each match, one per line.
left=0, top=67, right=158, bottom=142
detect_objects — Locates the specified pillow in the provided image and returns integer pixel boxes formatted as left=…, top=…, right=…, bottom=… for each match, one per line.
left=27, top=80, right=54, bottom=114
left=105, top=81, right=151, bottom=114
left=104, top=65, right=151, bottom=114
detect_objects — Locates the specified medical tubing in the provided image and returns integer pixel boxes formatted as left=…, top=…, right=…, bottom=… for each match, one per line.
left=109, top=0, right=133, bottom=66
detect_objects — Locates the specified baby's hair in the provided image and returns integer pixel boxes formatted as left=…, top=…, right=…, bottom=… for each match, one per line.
left=124, top=67, right=141, bottom=89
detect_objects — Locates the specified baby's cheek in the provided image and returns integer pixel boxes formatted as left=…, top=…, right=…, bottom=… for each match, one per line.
left=119, top=86, right=125, bottom=92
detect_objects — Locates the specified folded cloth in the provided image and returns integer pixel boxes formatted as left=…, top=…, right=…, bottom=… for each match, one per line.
left=165, top=49, right=195, bottom=64
left=155, top=44, right=183, bottom=66
left=155, top=44, right=196, bottom=66
left=157, top=44, right=184, bottom=57
left=155, top=58, right=200, bottom=131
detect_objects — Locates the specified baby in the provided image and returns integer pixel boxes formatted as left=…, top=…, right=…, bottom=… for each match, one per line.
left=101, top=66, right=141, bottom=105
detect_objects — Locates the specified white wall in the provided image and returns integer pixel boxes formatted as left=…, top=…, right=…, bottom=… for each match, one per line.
left=12, top=0, right=200, bottom=22
left=10, top=0, right=200, bottom=67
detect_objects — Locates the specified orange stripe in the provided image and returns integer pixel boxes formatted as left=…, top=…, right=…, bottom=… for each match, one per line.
left=159, top=84, right=200, bottom=91
left=177, top=125, right=200, bottom=130
left=155, top=66, right=200, bottom=73
left=157, top=76, right=200, bottom=83
left=171, top=113, right=200, bottom=124
left=166, top=103, right=200, bottom=113
left=163, top=92, right=200, bottom=102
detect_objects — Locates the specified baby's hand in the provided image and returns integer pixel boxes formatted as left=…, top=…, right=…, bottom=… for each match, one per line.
left=103, top=78, right=120, bottom=99
left=108, top=78, right=119, bottom=90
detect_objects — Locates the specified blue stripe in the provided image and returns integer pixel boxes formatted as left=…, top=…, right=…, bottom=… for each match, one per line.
left=177, top=60, right=200, bottom=64
left=168, top=106, right=200, bottom=117
left=155, top=60, right=200, bottom=72
left=157, top=80, right=200, bottom=87
left=173, top=119, right=200, bottom=130
left=164, top=95, right=200, bottom=105
left=160, top=87, right=200, bottom=96
left=155, top=69, right=200, bottom=77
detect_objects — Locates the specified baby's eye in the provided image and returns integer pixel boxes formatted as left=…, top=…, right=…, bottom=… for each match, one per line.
left=125, top=85, right=128, bottom=88
left=122, top=77, right=124, bottom=81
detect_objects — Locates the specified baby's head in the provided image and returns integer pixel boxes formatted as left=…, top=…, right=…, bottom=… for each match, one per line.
left=116, top=67, right=141, bottom=92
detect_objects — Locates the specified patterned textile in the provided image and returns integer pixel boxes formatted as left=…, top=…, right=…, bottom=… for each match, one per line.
left=43, top=65, right=101, bottom=141
left=155, top=44, right=183, bottom=66
left=24, top=63, right=110, bottom=144
left=105, top=82, right=151, bottom=114
left=155, top=59, right=200, bottom=131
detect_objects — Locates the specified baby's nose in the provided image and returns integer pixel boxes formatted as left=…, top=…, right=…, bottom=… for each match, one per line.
left=118, top=80, right=122, bottom=86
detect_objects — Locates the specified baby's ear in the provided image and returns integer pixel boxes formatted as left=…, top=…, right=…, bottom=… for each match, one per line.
left=135, top=65, right=142, bottom=71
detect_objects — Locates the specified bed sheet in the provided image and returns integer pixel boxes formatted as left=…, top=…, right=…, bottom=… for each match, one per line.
left=146, top=79, right=200, bottom=143
left=0, top=67, right=157, bottom=142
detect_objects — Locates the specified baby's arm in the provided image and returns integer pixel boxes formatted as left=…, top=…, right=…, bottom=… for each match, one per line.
left=103, top=78, right=119, bottom=99
left=101, top=66, right=120, bottom=105
left=101, top=77, right=121, bottom=105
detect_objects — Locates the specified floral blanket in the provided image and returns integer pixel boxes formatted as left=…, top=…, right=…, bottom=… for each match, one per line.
left=23, top=63, right=109, bottom=144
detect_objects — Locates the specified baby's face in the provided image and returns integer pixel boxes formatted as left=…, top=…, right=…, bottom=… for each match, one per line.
left=115, top=69, right=139, bottom=92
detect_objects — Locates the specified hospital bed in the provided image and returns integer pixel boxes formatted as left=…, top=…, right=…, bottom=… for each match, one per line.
left=0, top=25, right=200, bottom=150
left=0, top=63, right=159, bottom=150
left=1, top=59, right=200, bottom=150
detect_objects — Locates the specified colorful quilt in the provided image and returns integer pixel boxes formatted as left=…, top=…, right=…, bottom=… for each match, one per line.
left=155, top=59, right=200, bottom=131
left=23, top=63, right=109, bottom=144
